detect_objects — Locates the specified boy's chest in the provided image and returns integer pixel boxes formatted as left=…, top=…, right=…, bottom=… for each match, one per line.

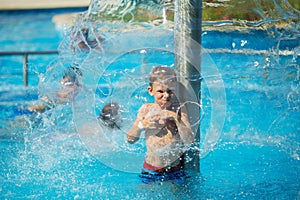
left=146, top=130, right=178, bottom=147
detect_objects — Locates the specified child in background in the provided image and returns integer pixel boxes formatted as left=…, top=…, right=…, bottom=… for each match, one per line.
left=98, top=102, right=121, bottom=129
left=127, top=66, right=194, bottom=183
left=71, top=27, right=103, bottom=52
left=27, top=66, right=82, bottom=113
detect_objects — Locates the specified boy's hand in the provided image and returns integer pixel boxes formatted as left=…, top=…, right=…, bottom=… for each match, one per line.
left=160, top=110, right=177, bottom=122
left=41, top=96, right=50, bottom=102
left=142, top=112, right=164, bottom=129
left=142, top=109, right=178, bottom=129
left=139, top=105, right=164, bottom=130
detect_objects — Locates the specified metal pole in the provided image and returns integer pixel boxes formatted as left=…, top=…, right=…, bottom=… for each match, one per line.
left=23, top=54, right=28, bottom=86
left=174, top=0, right=202, bottom=172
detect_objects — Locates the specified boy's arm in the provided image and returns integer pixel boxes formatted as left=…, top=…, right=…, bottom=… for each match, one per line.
left=177, top=112, right=194, bottom=144
left=27, top=96, right=53, bottom=113
left=127, top=104, right=148, bottom=144
left=127, top=120, right=142, bottom=144
left=164, top=110, right=194, bottom=144
left=27, top=104, right=47, bottom=113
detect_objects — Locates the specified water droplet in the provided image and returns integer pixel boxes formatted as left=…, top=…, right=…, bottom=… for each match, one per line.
left=232, top=42, right=236, bottom=48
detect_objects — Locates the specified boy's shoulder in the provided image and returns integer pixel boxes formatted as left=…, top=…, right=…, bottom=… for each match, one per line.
left=140, top=103, right=181, bottom=111
left=138, top=103, right=161, bottom=114
left=139, top=103, right=157, bottom=110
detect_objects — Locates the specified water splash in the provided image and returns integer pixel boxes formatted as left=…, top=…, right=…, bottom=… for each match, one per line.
left=2, top=1, right=300, bottom=198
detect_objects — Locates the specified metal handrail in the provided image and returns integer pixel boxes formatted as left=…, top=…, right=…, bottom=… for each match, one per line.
left=0, top=50, right=58, bottom=86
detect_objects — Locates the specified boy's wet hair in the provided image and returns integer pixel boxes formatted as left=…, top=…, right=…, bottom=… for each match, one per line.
left=149, top=66, right=177, bottom=87
left=62, top=65, right=82, bottom=85
left=71, top=63, right=83, bottom=76
left=99, top=102, right=120, bottom=129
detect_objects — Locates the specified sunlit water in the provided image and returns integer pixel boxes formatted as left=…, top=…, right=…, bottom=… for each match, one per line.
left=0, top=4, right=299, bottom=199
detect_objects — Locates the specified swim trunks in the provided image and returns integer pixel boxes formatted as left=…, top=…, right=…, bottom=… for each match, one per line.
left=139, top=161, right=186, bottom=184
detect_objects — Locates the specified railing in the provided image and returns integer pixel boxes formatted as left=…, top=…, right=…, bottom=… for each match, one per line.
left=0, top=50, right=58, bottom=86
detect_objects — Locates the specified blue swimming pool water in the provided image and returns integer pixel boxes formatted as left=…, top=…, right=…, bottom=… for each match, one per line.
left=0, top=8, right=299, bottom=199
left=0, top=8, right=87, bottom=86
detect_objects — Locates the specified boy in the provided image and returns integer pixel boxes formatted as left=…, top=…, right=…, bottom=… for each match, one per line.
left=27, top=67, right=81, bottom=113
left=98, top=102, right=121, bottom=129
left=127, top=66, right=194, bottom=183
left=71, top=27, right=103, bottom=52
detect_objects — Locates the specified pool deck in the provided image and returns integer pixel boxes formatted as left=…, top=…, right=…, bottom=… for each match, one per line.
left=0, top=0, right=91, bottom=10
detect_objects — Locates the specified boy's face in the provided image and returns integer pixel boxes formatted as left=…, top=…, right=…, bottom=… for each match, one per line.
left=148, top=81, right=176, bottom=109
left=60, top=76, right=76, bottom=88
